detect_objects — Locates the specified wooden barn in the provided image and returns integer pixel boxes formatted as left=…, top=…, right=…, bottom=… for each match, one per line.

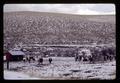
left=4, top=48, right=25, bottom=61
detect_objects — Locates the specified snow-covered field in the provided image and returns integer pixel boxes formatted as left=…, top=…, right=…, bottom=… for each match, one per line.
left=4, top=57, right=116, bottom=80
left=4, top=70, right=40, bottom=80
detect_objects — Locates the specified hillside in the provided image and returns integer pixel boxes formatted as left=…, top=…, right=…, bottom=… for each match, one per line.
left=4, top=11, right=116, bottom=49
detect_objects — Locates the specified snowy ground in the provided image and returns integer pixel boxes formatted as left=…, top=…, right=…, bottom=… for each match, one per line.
left=4, top=70, right=40, bottom=80
left=4, top=57, right=116, bottom=80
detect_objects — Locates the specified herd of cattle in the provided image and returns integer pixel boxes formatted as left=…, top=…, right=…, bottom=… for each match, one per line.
left=22, top=45, right=116, bottom=64
left=75, top=46, right=116, bottom=63
left=23, top=56, right=53, bottom=64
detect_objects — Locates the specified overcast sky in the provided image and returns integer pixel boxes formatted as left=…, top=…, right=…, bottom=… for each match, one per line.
left=4, top=4, right=115, bottom=15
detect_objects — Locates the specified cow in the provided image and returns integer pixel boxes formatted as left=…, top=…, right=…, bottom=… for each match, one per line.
left=89, top=55, right=94, bottom=63
left=49, top=58, right=52, bottom=64
left=38, top=57, right=43, bottom=65
left=23, top=56, right=36, bottom=63
left=77, top=50, right=83, bottom=61
left=107, top=47, right=116, bottom=61
left=102, top=46, right=115, bottom=61
left=23, top=57, right=27, bottom=62
left=29, top=56, right=35, bottom=62
left=90, top=46, right=103, bottom=62
left=74, top=54, right=78, bottom=61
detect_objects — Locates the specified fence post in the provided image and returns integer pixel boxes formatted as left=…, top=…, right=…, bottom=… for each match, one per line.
left=7, top=60, right=9, bottom=70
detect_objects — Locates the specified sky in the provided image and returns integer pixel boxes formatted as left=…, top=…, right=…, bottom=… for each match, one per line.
left=4, top=4, right=115, bottom=15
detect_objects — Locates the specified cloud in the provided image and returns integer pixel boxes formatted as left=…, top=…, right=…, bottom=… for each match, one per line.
left=90, top=4, right=115, bottom=12
left=4, top=4, right=115, bottom=15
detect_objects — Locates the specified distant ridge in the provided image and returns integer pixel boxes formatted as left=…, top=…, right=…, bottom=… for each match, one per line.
left=4, top=11, right=115, bottom=49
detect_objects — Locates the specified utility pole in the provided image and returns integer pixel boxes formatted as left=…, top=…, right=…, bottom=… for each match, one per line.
left=6, top=42, right=10, bottom=70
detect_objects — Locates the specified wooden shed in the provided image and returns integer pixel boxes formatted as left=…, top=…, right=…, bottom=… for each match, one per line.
left=5, top=48, right=25, bottom=61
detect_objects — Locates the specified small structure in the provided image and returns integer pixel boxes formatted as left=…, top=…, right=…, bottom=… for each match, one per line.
left=77, top=48, right=92, bottom=61
left=79, top=49, right=91, bottom=57
left=4, top=48, right=25, bottom=61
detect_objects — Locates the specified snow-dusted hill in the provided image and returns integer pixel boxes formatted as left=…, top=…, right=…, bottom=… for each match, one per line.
left=4, top=12, right=115, bottom=50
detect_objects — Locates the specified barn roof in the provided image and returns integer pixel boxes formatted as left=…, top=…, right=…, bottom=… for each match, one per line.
left=9, top=50, right=25, bottom=56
